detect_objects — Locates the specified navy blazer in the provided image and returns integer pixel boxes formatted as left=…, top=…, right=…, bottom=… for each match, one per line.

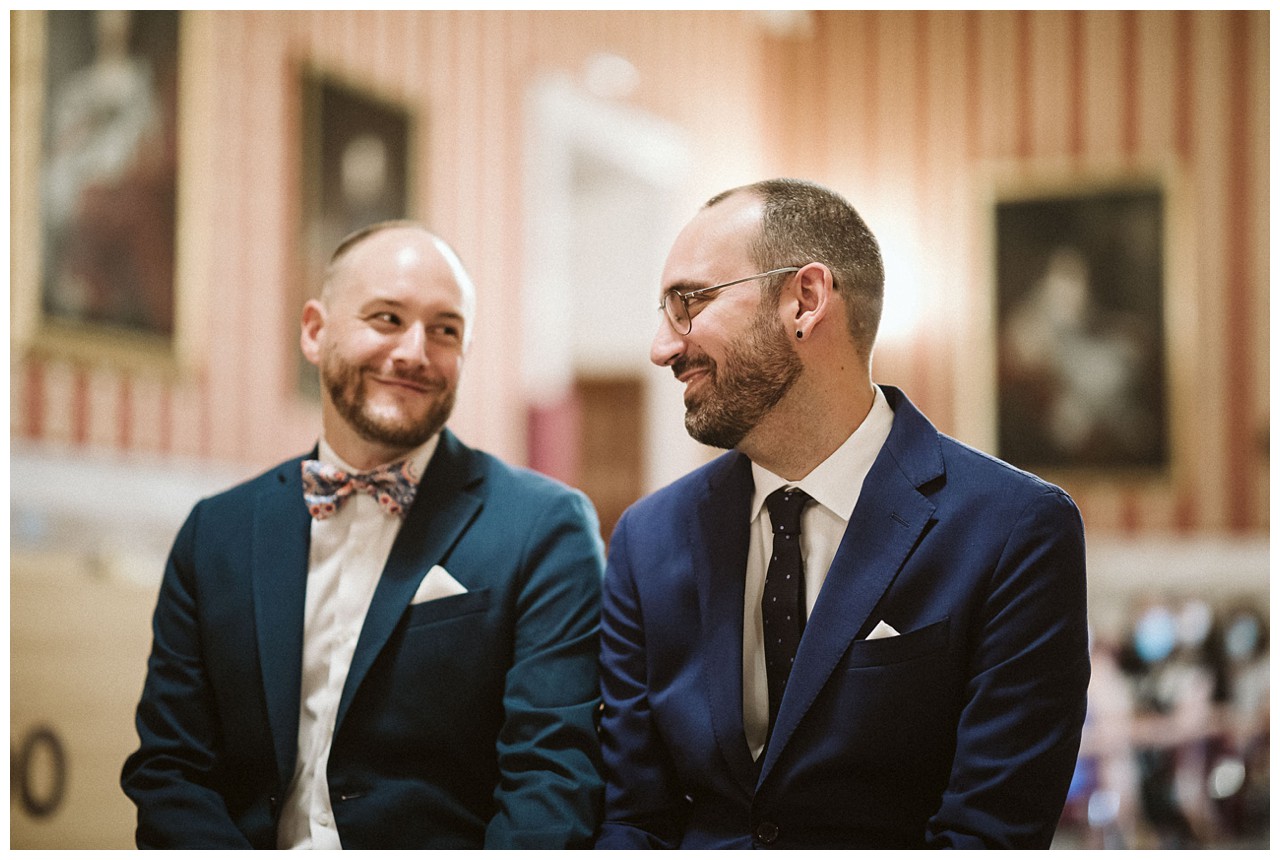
left=122, top=429, right=605, bottom=848
left=597, top=386, right=1089, bottom=849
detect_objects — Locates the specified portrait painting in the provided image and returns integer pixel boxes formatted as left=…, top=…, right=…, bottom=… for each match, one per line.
left=37, top=10, right=182, bottom=343
left=995, top=184, right=1169, bottom=474
left=296, top=70, right=414, bottom=396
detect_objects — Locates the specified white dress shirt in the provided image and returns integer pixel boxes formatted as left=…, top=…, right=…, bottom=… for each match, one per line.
left=742, top=385, right=895, bottom=759
left=277, top=435, right=437, bottom=849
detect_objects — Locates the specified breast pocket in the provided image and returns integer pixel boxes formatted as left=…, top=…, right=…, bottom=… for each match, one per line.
left=845, top=616, right=949, bottom=669
left=405, top=587, right=492, bottom=627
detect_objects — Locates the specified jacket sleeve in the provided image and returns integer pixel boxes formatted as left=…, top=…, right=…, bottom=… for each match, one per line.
left=595, top=509, right=690, bottom=849
left=120, top=504, right=255, bottom=848
left=483, top=489, right=606, bottom=849
left=926, top=487, right=1091, bottom=848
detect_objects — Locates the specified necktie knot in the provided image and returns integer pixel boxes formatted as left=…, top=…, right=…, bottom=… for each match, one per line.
left=766, top=487, right=811, bottom=536
left=302, top=458, right=418, bottom=520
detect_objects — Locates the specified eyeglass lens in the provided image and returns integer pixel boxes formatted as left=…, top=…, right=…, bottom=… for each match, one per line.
left=663, top=291, right=690, bottom=334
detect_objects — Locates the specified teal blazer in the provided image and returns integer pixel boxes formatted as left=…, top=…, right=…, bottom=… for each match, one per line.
left=123, top=429, right=605, bottom=848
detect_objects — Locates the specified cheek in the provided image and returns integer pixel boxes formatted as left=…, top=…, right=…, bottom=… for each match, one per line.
left=430, top=349, right=465, bottom=381
left=337, top=333, right=392, bottom=367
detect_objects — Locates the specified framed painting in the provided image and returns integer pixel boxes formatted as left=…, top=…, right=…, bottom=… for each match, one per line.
left=12, top=10, right=191, bottom=371
left=295, top=68, right=415, bottom=396
left=994, top=181, right=1170, bottom=475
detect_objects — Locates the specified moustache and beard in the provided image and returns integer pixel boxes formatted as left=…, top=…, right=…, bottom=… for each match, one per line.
left=321, top=349, right=457, bottom=451
left=675, top=302, right=803, bottom=450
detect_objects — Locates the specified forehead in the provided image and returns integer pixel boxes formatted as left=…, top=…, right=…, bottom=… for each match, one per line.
left=330, top=228, right=470, bottom=312
left=662, top=192, right=763, bottom=289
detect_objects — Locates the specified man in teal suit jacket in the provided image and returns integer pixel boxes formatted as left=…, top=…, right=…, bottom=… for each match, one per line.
left=597, top=180, right=1089, bottom=848
left=122, top=223, right=604, bottom=848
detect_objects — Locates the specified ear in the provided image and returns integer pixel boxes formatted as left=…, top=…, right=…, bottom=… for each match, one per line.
left=300, top=299, right=326, bottom=368
left=786, top=263, right=835, bottom=339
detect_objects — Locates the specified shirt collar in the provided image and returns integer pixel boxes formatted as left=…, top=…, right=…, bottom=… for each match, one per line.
left=317, top=434, right=439, bottom=484
left=750, top=384, right=895, bottom=523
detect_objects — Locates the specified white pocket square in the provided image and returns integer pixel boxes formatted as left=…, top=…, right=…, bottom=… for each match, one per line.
left=866, top=620, right=900, bottom=640
left=410, top=565, right=468, bottom=605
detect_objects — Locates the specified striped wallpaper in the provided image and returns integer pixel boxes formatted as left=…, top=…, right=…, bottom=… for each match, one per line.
left=10, top=10, right=1268, bottom=537
left=759, top=10, right=1268, bottom=535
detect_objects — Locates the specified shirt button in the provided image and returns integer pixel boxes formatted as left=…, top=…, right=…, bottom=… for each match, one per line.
left=754, top=821, right=780, bottom=845
left=318, top=811, right=331, bottom=827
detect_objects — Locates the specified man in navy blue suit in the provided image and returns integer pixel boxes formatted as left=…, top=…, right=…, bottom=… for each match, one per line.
left=597, top=179, right=1090, bottom=848
left=122, top=222, right=605, bottom=848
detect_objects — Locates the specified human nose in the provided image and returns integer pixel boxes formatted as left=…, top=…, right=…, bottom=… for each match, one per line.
left=650, top=312, right=685, bottom=368
left=391, top=322, right=429, bottom=367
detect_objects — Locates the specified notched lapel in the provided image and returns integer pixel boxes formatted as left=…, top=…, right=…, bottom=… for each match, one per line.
left=694, top=454, right=758, bottom=797
left=251, top=459, right=313, bottom=790
left=759, top=394, right=942, bottom=785
left=336, top=432, right=484, bottom=729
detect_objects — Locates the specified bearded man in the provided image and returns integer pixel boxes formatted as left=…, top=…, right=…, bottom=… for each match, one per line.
left=123, top=223, right=605, bottom=848
left=596, top=179, right=1090, bottom=849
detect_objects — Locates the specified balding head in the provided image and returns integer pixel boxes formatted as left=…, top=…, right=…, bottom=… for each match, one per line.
left=322, top=221, right=477, bottom=348
left=300, top=222, right=476, bottom=467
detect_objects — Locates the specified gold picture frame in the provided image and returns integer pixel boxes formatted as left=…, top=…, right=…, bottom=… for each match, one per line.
left=11, top=10, right=205, bottom=375
left=977, top=165, right=1193, bottom=488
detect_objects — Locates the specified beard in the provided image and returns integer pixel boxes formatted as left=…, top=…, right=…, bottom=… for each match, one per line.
left=321, top=350, right=456, bottom=451
left=677, top=304, right=802, bottom=449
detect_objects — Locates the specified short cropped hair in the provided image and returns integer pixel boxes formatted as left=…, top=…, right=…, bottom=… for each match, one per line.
left=706, top=179, right=884, bottom=357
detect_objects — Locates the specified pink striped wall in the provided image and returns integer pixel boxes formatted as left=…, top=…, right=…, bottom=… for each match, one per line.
left=760, top=10, right=1268, bottom=535
left=11, top=11, right=1267, bottom=536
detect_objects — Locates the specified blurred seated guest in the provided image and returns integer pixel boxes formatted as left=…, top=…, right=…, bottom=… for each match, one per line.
left=1120, top=598, right=1215, bottom=848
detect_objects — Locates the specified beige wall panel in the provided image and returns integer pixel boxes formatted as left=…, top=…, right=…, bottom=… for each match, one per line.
left=1027, top=10, right=1072, bottom=160
left=1185, top=13, right=1230, bottom=530
left=1082, top=11, right=1126, bottom=160
left=975, top=11, right=1021, bottom=160
left=85, top=366, right=121, bottom=449
left=1134, top=11, right=1177, bottom=159
left=11, top=553, right=157, bottom=848
left=41, top=359, right=76, bottom=445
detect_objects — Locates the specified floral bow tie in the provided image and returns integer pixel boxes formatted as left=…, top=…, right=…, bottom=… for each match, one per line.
left=301, top=458, right=419, bottom=520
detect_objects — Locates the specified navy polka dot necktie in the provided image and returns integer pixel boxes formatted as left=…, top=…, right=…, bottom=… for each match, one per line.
left=763, top=487, right=811, bottom=735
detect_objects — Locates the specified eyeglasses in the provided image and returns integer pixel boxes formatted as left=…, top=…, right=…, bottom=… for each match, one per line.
left=659, top=267, right=801, bottom=335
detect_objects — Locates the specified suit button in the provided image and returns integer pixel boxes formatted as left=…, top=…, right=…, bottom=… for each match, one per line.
left=754, top=821, right=780, bottom=845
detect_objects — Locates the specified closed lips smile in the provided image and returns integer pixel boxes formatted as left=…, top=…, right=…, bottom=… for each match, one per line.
left=678, top=367, right=710, bottom=385
left=372, top=375, right=435, bottom=393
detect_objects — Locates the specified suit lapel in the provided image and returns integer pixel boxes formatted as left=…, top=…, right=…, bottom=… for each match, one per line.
left=759, top=387, right=943, bottom=785
left=693, top=453, right=759, bottom=797
left=251, top=456, right=312, bottom=790
left=335, top=429, right=484, bottom=730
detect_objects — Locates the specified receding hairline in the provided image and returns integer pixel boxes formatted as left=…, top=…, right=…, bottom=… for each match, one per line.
left=320, top=220, right=475, bottom=305
left=324, top=220, right=434, bottom=286
left=318, top=220, right=478, bottom=349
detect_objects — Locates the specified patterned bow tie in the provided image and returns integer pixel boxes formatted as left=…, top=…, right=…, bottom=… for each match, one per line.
left=301, top=458, right=419, bottom=520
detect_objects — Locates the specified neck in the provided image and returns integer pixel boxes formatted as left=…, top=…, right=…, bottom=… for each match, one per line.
left=322, top=409, right=416, bottom=471
left=738, top=375, right=876, bottom=481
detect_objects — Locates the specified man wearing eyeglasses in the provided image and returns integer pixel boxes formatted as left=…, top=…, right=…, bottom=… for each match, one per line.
left=596, top=179, right=1089, bottom=849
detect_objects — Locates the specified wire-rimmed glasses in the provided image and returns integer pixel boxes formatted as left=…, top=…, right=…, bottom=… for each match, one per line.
left=659, top=267, right=801, bottom=335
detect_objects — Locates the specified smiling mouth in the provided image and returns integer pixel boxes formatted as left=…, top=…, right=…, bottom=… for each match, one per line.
left=370, top=374, right=440, bottom=394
